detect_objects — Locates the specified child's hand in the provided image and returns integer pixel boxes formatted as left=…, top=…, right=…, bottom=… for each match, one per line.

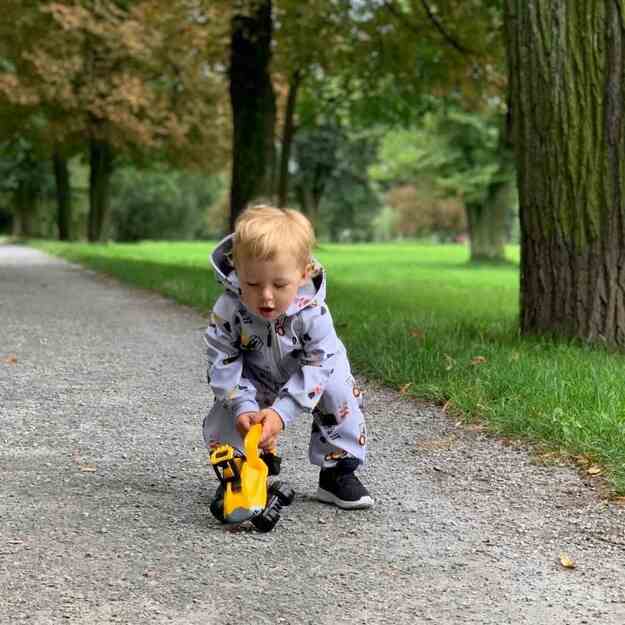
left=235, top=411, right=261, bottom=437
left=257, top=408, right=284, bottom=450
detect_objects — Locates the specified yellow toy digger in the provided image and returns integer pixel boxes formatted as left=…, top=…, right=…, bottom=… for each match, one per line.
left=209, top=424, right=294, bottom=532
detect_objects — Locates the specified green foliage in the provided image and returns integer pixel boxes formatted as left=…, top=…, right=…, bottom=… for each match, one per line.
left=372, top=104, right=510, bottom=202
left=290, top=119, right=382, bottom=241
left=108, top=167, right=225, bottom=242
left=0, top=137, right=56, bottom=235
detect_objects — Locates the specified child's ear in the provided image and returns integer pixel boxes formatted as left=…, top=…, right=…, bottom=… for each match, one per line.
left=301, top=262, right=313, bottom=282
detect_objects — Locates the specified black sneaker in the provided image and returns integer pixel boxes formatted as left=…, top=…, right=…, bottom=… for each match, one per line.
left=316, top=458, right=374, bottom=509
left=260, top=451, right=282, bottom=476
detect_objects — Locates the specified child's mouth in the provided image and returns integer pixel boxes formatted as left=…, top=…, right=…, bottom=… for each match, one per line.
left=259, top=307, right=275, bottom=318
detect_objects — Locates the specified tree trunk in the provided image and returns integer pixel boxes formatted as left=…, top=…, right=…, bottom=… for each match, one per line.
left=505, top=1, right=625, bottom=345
left=295, top=183, right=320, bottom=231
left=277, top=70, right=302, bottom=207
left=229, top=0, right=276, bottom=230
left=53, top=148, right=72, bottom=241
left=88, top=137, right=113, bottom=242
left=12, top=178, right=38, bottom=239
left=466, top=183, right=508, bottom=262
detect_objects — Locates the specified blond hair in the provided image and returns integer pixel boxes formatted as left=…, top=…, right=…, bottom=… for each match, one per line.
left=232, top=204, right=315, bottom=269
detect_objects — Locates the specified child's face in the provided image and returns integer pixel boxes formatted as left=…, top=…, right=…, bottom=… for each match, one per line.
left=237, top=251, right=310, bottom=321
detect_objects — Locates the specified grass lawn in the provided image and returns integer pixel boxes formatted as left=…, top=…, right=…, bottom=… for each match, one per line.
left=33, top=239, right=625, bottom=493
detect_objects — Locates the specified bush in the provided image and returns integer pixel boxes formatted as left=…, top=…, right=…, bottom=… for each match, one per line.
left=109, top=167, right=225, bottom=242
left=385, top=182, right=466, bottom=240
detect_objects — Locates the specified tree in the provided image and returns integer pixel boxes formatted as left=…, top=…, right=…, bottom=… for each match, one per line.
left=0, top=1, right=228, bottom=241
left=370, top=105, right=515, bottom=259
left=0, top=137, right=53, bottom=238
left=270, top=0, right=508, bottom=227
left=228, top=0, right=276, bottom=229
left=505, top=1, right=625, bottom=345
left=52, top=146, right=72, bottom=240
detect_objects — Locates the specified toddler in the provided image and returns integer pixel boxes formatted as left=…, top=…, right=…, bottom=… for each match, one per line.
left=203, top=204, right=373, bottom=512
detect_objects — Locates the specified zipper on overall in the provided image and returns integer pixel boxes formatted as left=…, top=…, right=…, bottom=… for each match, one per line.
left=266, top=320, right=284, bottom=380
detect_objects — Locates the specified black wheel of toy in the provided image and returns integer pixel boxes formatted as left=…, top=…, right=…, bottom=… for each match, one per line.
left=251, top=504, right=281, bottom=532
left=269, top=481, right=295, bottom=506
left=209, top=484, right=226, bottom=523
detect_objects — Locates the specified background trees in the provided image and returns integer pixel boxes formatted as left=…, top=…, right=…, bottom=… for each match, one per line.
left=0, top=0, right=228, bottom=240
left=0, top=0, right=512, bottom=251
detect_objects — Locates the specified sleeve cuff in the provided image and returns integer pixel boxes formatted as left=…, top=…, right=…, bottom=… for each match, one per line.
left=233, top=399, right=260, bottom=417
left=272, top=395, right=301, bottom=426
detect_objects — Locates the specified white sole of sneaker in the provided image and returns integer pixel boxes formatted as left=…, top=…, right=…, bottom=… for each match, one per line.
left=316, top=487, right=374, bottom=510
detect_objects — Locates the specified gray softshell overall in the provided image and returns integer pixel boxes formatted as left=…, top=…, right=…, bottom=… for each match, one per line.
left=202, top=235, right=368, bottom=468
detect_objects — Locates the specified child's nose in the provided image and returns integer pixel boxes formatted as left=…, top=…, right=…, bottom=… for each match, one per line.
left=261, top=286, right=273, bottom=301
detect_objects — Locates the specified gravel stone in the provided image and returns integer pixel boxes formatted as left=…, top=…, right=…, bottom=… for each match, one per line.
left=2, top=244, right=625, bottom=624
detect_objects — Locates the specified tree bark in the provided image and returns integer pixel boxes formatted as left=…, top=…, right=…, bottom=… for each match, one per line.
left=466, top=182, right=508, bottom=262
left=88, top=137, right=114, bottom=242
left=277, top=70, right=302, bottom=207
left=295, top=182, right=321, bottom=231
left=12, top=178, right=38, bottom=239
left=53, top=148, right=72, bottom=241
left=229, top=0, right=277, bottom=230
left=505, top=1, right=625, bottom=345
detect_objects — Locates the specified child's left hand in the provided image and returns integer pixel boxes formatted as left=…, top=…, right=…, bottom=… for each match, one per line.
left=257, top=408, right=284, bottom=450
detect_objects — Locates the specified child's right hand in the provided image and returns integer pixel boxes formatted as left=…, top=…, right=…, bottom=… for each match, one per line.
left=235, top=410, right=283, bottom=452
left=235, top=411, right=261, bottom=437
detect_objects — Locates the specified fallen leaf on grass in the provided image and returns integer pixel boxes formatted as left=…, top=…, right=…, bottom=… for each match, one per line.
left=444, top=354, right=455, bottom=371
left=399, top=383, right=412, bottom=395
left=2, top=354, right=17, bottom=365
left=409, top=328, right=425, bottom=340
left=79, top=464, right=97, bottom=473
left=587, top=465, right=603, bottom=476
left=559, top=553, right=576, bottom=569
left=574, top=454, right=592, bottom=467
left=464, top=423, right=487, bottom=433
left=470, top=356, right=487, bottom=366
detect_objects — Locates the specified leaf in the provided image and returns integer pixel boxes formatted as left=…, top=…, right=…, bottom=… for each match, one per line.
left=559, top=553, right=576, bottom=569
left=586, top=465, right=602, bottom=476
left=444, top=354, right=455, bottom=371
left=409, top=328, right=425, bottom=340
left=79, top=464, right=97, bottom=473
left=470, top=355, right=487, bottom=365
left=2, top=354, right=17, bottom=365
left=399, top=383, right=412, bottom=395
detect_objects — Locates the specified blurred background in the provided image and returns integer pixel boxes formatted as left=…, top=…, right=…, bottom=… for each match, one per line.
left=0, top=1, right=514, bottom=261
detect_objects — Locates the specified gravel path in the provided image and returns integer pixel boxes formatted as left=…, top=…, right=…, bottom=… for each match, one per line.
left=2, top=244, right=625, bottom=625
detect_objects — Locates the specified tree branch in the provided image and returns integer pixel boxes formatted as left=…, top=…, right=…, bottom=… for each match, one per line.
left=419, top=0, right=473, bottom=55
left=382, top=0, right=475, bottom=57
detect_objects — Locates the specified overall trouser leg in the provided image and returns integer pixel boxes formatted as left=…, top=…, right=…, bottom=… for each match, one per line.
left=308, top=364, right=367, bottom=468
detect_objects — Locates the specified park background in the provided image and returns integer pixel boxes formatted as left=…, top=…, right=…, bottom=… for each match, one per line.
left=2, top=1, right=625, bottom=493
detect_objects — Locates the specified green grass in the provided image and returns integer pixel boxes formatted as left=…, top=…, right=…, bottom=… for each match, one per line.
left=33, top=239, right=625, bottom=493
